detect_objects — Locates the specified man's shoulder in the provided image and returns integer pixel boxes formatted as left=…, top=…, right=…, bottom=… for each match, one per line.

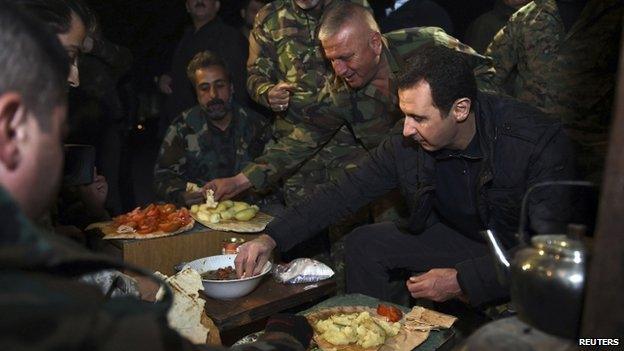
left=384, top=27, right=457, bottom=51
left=478, top=93, right=562, bottom=144
left=255, top=0, right=289, bottom=27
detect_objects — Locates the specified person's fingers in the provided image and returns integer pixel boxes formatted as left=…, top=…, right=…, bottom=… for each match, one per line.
left=277, top=82, right=296, bottom=92
left=234, top=250, right=247, bottom=278
left=253, top=252, right=269, bottom=276
left=243, top=245, right=259, bottom=278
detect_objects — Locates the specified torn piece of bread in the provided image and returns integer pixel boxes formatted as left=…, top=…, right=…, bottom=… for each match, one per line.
left=204, top=189, right=218, bottom=209
left=155, top=268, right=212, bottom=344
left=186, top=182, right=201, bottom=192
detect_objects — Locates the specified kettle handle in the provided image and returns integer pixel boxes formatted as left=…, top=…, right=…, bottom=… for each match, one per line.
left=517, top=180, right=595, bottom=245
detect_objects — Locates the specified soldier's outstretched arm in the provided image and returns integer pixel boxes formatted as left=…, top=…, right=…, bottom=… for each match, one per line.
left=240, top=119, right=341, bottom=192
left=264, top=135, right=402, bottom=253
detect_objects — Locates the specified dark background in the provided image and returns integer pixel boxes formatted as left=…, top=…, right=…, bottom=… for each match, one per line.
left=85, top=0, right=495, bottom=93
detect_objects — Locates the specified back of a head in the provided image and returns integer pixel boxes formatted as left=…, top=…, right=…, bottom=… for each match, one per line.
left=318, top=2, right=379, bottom=42
left=398, top=45, right=477, bottom=114
left=11, top=0, right=92, bottom=35
left=0, top=0, right=70, bottom=125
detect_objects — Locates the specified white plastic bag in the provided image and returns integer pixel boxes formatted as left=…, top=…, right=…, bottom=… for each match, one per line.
left=273, top=258, right=334, bottom=284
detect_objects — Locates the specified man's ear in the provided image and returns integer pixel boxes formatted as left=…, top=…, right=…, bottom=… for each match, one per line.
left=0, top=93, right=26, bottom=171
left=369, top=31, right=382, bottom=56
left=451, top=98, right=472, bottom=122
left=215, top=0, right=221, bottom=13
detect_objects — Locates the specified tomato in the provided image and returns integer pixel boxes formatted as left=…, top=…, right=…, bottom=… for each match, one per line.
left=377, top=304, right=403, bottom=322
left=159, top=203, right=176, bottom=215
left=159, top=220, right=182, bottom=233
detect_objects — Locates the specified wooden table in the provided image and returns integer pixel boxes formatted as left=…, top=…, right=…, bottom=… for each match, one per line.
left=204, top=278, right=337, bottom=332
left=94, top=225, right=259, bottom=275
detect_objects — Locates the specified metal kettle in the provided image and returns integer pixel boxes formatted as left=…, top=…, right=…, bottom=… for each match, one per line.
left=481, top=181, right=593, bottom=339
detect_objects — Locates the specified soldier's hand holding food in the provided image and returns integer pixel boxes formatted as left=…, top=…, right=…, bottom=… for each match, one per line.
left=204, top=172, right=252, bottom=200
left=235, top=234, right=276, bottom=278
left=268, top=81, right=296, bottom=112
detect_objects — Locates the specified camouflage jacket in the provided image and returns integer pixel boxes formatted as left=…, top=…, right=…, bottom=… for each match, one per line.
left=243, top=27, right=496, bottom=190
left=247, top=0, right=370, bottom=110
left=155, top=103, right=270, bottom=204
left=0, top=186, right=304, bottom=351
left=486, top=0, right=622, bottom=138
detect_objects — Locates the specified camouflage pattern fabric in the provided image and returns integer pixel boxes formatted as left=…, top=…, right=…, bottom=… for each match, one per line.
left=154, top=103, right=270, bottom=205
left=246, top=0, right=370, bottom=110
left=486, top=0, right=622, bottom=180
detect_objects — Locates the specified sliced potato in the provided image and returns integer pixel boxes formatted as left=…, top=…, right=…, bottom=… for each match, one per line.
left=231, top=202, right=250, bottom=212
left=221, top=200, right=234, bottom=208
left=220, top=209, right=235, bottom=220
left=209, top=213, right=221, bottom=223
left=197, top=211, right=211, bottom=222
left=215, top=202, right=229, bottom=213
left=190, top=204, right=199, bottom=213
left=234, top=208, right=256, bottom=221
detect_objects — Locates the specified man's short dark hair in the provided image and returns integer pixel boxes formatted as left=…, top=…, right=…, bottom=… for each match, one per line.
left=186, top=51, right=230, bottom=86
left=0, top=0, right=70, bottom=129
left=12, top=0, right=92, bottom=35
left=397, top=45, right=477, bottom=116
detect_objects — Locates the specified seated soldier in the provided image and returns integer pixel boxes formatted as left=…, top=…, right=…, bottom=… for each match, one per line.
left=234, top=46, right=576, bottom=309
left=0, top=3, right=311, bottom=350
left=154, top=51, right=274, bottom=207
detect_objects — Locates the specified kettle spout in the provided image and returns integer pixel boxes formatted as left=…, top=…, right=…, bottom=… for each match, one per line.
left=481, top=229, right=511, bottom=286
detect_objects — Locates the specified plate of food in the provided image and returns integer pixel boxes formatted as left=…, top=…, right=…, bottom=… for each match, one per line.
left=86, top=203, right=194, bottom=240
left=305, top=304, right=457, bottom=351
left=189, top=189, right=272, bottom=233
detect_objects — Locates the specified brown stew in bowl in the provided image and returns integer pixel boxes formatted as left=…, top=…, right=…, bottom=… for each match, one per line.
left=201, top=266, right=237, bottom=280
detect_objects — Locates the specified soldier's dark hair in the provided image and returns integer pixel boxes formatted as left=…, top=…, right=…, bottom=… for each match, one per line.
left=186, top=51, right=231, bottom=86
left=397, top=45, right=477, bottom=116
left=318, top=2, right=379, bottom=41
left=0, top=0, right=70, bottom=130
left=12, top=0, right=92, bottom=36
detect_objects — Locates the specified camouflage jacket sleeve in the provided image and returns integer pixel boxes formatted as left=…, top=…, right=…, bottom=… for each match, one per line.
left=246, top=10, right=278, bottom=108
left=153, top=118, right=189, bottom=204
left=485, top=8, right=523, bottom=92
left=241, top=114, right=343, bottom=191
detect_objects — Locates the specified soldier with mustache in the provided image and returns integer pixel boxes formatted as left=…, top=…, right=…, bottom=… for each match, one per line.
left=154, top=51, right=273, bottom=207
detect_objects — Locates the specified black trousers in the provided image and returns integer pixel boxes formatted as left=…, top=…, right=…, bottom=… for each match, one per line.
left=345, top=222, right=489, bottom=303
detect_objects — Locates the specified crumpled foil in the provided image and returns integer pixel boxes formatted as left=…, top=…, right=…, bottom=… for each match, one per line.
left=273, top=258, right=334, bottom=284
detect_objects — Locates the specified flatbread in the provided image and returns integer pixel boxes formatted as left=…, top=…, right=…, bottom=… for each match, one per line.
left=86, top=219, right=195, bottom=240
left=404, top=306, right=457, bottom=329
left=191, top=211, right=272, bottom=233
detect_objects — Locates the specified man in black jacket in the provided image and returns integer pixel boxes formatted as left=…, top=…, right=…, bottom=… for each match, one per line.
left=235, top=46, right=575, bottom=308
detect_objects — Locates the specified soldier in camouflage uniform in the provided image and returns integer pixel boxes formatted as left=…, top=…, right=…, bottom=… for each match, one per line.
left=154, top=51, right=271, bottom=207
left=486, top=0, right=623, bottom=181
left=244, top=0, right=371, bottom=205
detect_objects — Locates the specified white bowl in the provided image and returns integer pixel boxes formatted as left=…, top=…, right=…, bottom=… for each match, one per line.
left=184, top=254, right=272, bottom=300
